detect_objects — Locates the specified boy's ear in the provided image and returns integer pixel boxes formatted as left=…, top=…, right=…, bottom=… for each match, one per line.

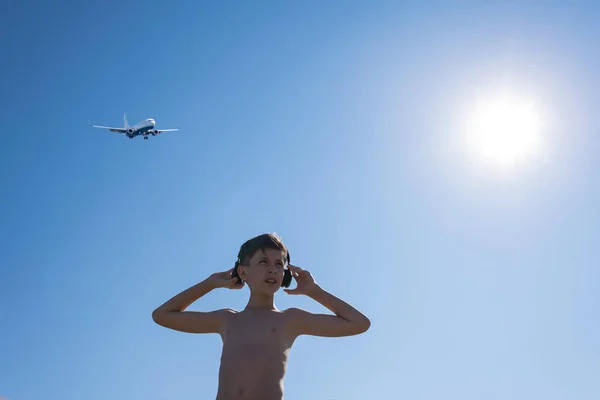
left=237, top=264, right=247, bottom=280
left=232, top=262, right=242, bottom=284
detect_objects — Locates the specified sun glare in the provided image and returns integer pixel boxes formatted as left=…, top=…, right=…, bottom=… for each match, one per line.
left=465, top=95, right=543, bottom=167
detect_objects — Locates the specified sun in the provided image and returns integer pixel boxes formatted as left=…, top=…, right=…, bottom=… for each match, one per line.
left=465, top=95, right=543, bottom=167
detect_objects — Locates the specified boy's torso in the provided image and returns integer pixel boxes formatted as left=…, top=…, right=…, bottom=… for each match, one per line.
left=216, top=309, right=297, bottom=400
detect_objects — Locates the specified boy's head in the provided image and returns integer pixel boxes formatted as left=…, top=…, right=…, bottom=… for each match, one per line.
left=234, top=233, right=292, bottom=293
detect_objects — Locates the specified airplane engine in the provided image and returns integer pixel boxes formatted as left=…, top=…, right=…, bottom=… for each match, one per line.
left=152, top=130, right=160, bottom=135
left=128, top=128, right=134, bottom=134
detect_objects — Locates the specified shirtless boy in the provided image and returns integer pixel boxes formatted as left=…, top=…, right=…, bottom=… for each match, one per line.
left=152, top=233, right=371, bottom=400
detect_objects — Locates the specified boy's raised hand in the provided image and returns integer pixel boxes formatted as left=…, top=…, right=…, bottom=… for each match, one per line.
left=208, top=269, right=244, bottom=290
left=284, top=265, right=319, bottom=296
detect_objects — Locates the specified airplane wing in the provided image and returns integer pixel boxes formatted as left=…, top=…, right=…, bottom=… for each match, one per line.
left=152, top=127, right=179, bottom=135
left=89, top=121, right=127, bottom=133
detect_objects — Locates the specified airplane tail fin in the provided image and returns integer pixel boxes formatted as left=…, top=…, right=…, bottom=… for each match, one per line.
left=124, top=113, right=130, bottom=129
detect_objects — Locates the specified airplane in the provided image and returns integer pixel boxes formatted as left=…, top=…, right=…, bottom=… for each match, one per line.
left=89, top=113, right=179, bottom=139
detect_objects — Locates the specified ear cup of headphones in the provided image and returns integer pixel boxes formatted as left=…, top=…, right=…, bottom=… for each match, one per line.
left=281, top=268, right=292, bottom=288
left=232, top=261, right=243, bottom=285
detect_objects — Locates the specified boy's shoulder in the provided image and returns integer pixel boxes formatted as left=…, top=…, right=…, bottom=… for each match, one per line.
left=282, top=307, right=310, bottom=317
left=281, top=307, right=315, bottom=328
left=223, top=307, right=311, bottom=323
left=223, top=307, right=307, bottom=315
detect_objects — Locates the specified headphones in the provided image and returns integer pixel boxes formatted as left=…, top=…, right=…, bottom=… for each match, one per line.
left=232, top=250, right=293, bottom=288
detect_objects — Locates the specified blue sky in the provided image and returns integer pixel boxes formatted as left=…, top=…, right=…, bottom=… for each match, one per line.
left=1, top=1, right=599, bottom=399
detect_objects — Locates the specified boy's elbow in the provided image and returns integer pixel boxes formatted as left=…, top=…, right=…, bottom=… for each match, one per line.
left=342, top=316, right=371, bottom=336
left=152, top=308, right=169, bottom=326
left=354, top=315, right=371, bottom=334
left=341, top=313, right=370, bottom=336
left=152, top=309, right=161, bottom=324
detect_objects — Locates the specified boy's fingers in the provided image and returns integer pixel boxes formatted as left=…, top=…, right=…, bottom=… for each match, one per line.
left=228, top=281, right=244, bottom=289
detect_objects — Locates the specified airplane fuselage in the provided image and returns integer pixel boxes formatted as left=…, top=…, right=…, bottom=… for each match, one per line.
left=128, top=118, right=156, bottom=138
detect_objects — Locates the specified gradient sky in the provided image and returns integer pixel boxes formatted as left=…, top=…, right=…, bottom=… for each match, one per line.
left=1, top=1, right=599, bottom=399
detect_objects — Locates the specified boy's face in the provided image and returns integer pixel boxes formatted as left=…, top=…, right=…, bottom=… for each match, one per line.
left=239, top=248, right=287, bottom=294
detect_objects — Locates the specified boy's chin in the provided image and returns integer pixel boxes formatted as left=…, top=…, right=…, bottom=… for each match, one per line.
left=247, top=279, right=281, bottom=293
left=252, top=283, right=280, bottom=294
left=262, top=286, right=280, bottom=294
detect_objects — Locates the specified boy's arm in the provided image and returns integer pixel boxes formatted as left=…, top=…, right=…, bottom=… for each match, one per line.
left=152, top=270, right=240, bottom=334
left=285, top=266, right=371, bottom=337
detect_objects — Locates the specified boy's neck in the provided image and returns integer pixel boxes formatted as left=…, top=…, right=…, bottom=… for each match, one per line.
left=244, top=291, right=278, bottom=311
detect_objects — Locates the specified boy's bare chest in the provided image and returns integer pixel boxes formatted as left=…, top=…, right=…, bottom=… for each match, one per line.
left=222, top=312, right=294, bottom=351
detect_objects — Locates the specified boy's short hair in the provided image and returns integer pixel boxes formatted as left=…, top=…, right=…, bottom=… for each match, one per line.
left=237, top=233, right=289, bottom=266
